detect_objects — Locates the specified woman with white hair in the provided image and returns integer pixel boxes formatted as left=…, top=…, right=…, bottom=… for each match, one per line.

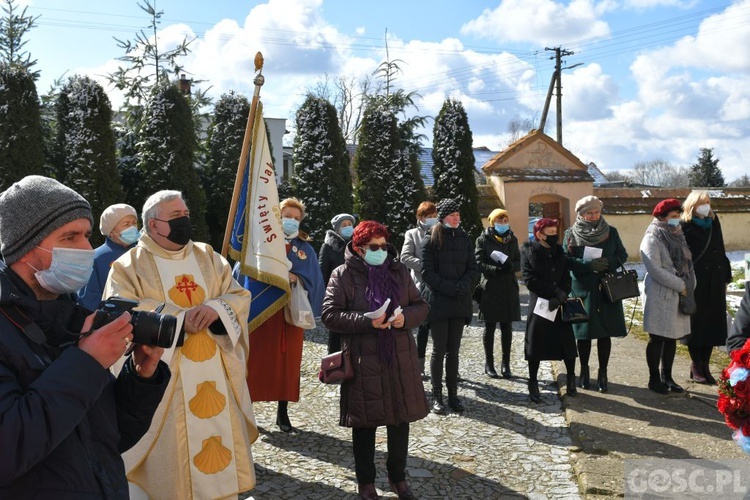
left=680, top=190, right=731, bottom=384
left=563, top=196, right=628, bottom=393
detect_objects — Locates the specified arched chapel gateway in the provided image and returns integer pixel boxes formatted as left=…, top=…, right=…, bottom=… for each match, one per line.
left=478, top=130, right=750, bottom=257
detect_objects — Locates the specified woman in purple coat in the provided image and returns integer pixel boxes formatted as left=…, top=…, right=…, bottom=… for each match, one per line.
left=322, top=221, right=429, bottom=500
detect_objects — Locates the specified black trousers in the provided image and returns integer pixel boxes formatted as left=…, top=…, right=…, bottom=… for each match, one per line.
left=430, top=317, right=465, bottom=394
left=416, top=321, right=430, bottom=358
left=352, top=423, right=410, bottom=484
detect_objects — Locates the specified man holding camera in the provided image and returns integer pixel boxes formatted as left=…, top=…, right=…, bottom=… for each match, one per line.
left=104, top=190, right=257, bottom=499
left=0, top=175, right=170, bottom=499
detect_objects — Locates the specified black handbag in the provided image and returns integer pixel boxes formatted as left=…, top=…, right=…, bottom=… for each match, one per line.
left=561, top=296, right=589, bottom=324
left=679, top=293, right=698, bottom=315
left=600, top=262, right=639, bottom=303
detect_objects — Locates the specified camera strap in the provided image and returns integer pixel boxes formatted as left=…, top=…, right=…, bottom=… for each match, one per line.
left=0, top=304, right=55, bottom=366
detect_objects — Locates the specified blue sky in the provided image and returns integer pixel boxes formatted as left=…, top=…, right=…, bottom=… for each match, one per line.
left=22, top=0, right=750, bottom=180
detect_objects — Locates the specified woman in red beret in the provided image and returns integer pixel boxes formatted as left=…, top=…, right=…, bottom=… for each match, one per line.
left=521, top=218, right=578, bottom=403
left=639, top=198, right=696, bottom=394
left=322, top=221, right=429, bottom=500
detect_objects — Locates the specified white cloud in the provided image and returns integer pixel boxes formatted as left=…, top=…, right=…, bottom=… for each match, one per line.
left=622, top=0, right=697, bottom=9
left=460, top=0, right=610, bottom=46
left=562, top=63, right=618, bottom=120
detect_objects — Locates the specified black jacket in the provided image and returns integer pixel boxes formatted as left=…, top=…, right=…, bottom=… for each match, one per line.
left=475, top=228, right=521, bottom=323
left=319, top=229, right=348, bottom=286
left=0, top=262, right=170, bottom=499
left=420, top=226, right=479, bottom=323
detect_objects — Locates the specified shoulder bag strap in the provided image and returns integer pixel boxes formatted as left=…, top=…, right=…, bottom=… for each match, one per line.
left=692, top=225, right=713, bottom=264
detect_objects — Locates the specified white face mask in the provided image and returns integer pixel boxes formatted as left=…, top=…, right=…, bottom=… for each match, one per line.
left=27, top=247, right=95, bottom=294
left=695, top=204, right=711, bottom=217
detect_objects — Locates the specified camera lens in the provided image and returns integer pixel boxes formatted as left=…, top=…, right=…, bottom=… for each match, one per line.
left=130, top=310, right=177, bottom=348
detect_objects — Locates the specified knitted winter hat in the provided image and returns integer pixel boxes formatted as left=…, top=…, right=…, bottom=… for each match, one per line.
left=575, top=195, right=603, bottom=215
left=100, top=203, right=137, bottom=236
left=0, top=176, right=92, bottom=264
left=436, top=198, right=461, bottom=221
left=330, top=213, right=356, bottom=232
left=488, top=208, right=509, bottom=224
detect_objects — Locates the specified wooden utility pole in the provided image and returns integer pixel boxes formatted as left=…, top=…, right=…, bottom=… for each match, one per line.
left=539, top=46, right=574, bottom=145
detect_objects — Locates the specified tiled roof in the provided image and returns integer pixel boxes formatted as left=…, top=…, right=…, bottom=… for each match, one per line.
left=490, top=168, right=593, bottom=183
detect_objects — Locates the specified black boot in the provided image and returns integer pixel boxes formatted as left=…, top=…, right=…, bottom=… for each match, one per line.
left=661, top=370, right=684, bottom=393
left=431, top=389, right=446, bottom=415
left=483, top=327, right=498, bottom=378
left=648, top=376, right=669, bottom=394
left=418, top=357, right=428, bottom=380
left=500, top=357, right=512, bottom=379
left=447, top=390, right=465, bottom=412
left=566, top=373, right=577, bottom=396
left=702, top=361, right=717, bottom=385
left=579, top=365, right=590, bottom=389
left=528, top=380, right=541, bottom=403
left=276, top=401, right=293, bottom=432
left=597, top=369, right=608, bottom=393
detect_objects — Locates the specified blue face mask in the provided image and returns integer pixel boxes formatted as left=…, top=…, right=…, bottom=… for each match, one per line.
left=28, top=247, right=95, bottom=294
left=443, top=222, right=458, bottom=229
left=494, top=223, right=510, bottom=234
left=424, top=217, right=438, bottom=228
left=667, top=218, right=680, bottom=227
left=119, top=226, right=141, bottom=245
left=364, top=249, right=388, bottom=266
left=340, top=226, right=354, bottom=239
left=282, top=218, right=300, bottom=236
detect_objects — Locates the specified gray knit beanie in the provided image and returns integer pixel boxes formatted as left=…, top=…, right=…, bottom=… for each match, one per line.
left=0, top=176, right=93, bottom=264
left=330, top=213, right=356, bottom=232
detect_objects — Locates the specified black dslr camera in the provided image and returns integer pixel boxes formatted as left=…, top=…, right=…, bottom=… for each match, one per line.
left=92, top=297, right=177, bottom=348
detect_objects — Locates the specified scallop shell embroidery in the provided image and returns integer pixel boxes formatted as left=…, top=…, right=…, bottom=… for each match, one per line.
left=181, top=330, right=216, bottom=362
left=193, top=436, right=232, bottom=474
left=168, top=274, right=206, bottom=308
left=189, top=381, right=226, bottom=419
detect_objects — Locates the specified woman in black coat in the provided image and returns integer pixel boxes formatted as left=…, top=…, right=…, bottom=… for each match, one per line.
left=522, top=218, right=577, bottom=403
left=318, top=213, right=356, bottom=353
left=421, top=198, right=479, bottom=415
left=680, top=191, right=731, bottom=384
left=475, top=208, right=521, bottom=378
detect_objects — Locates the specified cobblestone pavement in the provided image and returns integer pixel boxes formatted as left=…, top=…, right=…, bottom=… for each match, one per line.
left=242, top=290, right=581, bottom=499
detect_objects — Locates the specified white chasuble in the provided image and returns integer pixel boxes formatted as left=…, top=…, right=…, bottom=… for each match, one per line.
left=153, top=253, right=239, bottom=500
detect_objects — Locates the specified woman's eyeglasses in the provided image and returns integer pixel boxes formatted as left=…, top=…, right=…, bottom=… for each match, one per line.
left=360, top=243, right=388, bottom=252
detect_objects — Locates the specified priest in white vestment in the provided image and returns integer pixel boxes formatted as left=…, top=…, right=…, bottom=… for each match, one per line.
left=104, top=190, right=258, bottom=500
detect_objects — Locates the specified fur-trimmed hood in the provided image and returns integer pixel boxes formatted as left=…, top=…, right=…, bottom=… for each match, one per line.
left=323, top=229, right=347, bottom=252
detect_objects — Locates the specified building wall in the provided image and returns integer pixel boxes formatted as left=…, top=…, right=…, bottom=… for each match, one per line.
left=605, top=212, right=750, bottom=261
left=498, top=181, right=593, bottom=245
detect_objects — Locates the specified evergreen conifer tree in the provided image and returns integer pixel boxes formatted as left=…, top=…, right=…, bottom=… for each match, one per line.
left=432, top=98, right=482, bottom=240
left=292, top=95, right=352, bottom=241
left=0, top=0, right=39, bottom=78
left=353, top=100, right=418, bottom=248
left=204, top=92, right=251, bottom=249
left=689, top=148, right=725, bottom=187
left=55, top=75, right=123, bottom=245
left=138, top=84, right=208, bottom=242
left=0, top=64, right=45, bottom=191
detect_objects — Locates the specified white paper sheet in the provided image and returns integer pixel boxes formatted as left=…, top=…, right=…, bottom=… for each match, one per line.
left=490, top=250, right=508, bottom=264
left=533, top=297, right=558, bottom=321
left=583, top=246, right=603, bottom=260
left=387, top=306, right=403, bottom=324
left=363, top=298, right=391, bottom=319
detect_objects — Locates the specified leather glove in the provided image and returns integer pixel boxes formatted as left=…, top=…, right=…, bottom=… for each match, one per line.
left=590, top=257, right=609, bottom=273
left=554, top=288, right=568, bottom=303
left=547, top=298, right=561, bottom=311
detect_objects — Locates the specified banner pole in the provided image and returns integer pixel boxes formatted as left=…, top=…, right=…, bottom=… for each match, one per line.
left=221, top=52, right=265, bottom=258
